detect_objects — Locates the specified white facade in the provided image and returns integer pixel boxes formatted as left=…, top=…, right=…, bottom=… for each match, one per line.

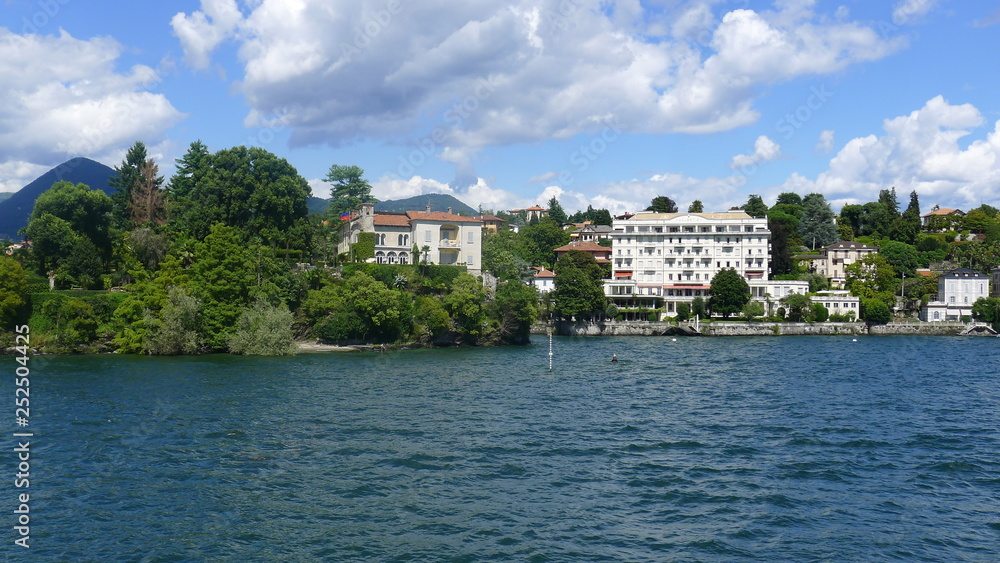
left=339, top=203, right=482, bottom=275
left=921, top=268, right=990, bottom=321
left=530, top=267, right=555, bottom=294
left=812, top=290, right=861, bottom=319
left=813, top=241, right=878, bottom=287
left=604, top=210, right=770, bottom=314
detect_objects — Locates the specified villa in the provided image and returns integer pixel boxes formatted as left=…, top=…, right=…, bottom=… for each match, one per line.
left=339, top=203, right=482, bottom=275
left=920, top=267, right=990, bottom=321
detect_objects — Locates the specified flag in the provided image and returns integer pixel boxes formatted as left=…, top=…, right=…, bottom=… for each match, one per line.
left=339, top=212, right=351, bottom=221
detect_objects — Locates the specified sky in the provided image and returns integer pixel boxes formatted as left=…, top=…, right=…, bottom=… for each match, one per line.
left=1, top=0, right=999, bottom=216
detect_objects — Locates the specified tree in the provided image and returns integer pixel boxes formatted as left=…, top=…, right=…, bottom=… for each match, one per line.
left=552, top=266, right=606, bottom=321
left=129, top=158, right=166, bottom=226
left=768, top=211, right=798, bottom=277
left=742, top=300, right=765, bottom=320
left=646, top=196, right=678, bottom=213
left=444, top=273, right=487, bottom=340
left=742, top=194, right=768, bottom=218
left=780, top=293, right=813, bottom=322
left=517, top=218, right=570, bottom=267
left=26, top=181, right=113, bottom=262
left=190, top=224, right=276, bottom=350
left=228, top=298, right=297, bottom=355
left=483, top=230, right=528, bottom=280
left=593, top=208, right=613, bottom=226
left=971, top=297, right=1000, bottom=329
left=547, top=196, right=568, bottom=225
left=0, top=256, right=28, bottom=327
left=893, top=190, right=921, bottom=244
left=326, top=164, right=375, bottom=217
left=775, top=192, right=803, bottom=207
left=861, top=297, right=891, bottom=325
left=879, top=241, right=919, bottom=278
left=61, top=236, right=104, bottom=289
left=491, top=280, right=539, bottom=344
left=845, top=254, right=897, bottom=308
left=144, top=287, right=201, bottom=355
left=708, top=268, right=751, bottom=318
left=691, top=296, right=706, bottom=318
left=109, top=141, right=152, bottom=229
left=39, top=296, right=97, bottom=351
left=554, top=250, right=605, bottom=283
left=799, top=193, right=838, bottom=248
left=688, top=200, right=704, bottom=213
left=812, top=302, right=829, bottom=322
left=168, top=140, right=211, bottom=201
left=170, top=146, right=312, bottom=242
left=878, top=187, right=900, bottom=218
left=24, top=214, right=78, bottom=274
left=412, top=296, right=451, bottom=341
left=675, top=302, right=691, bottom=321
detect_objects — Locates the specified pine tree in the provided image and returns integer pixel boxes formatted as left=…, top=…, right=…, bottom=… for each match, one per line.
left=109, top=142, right=150, bottom=229
left=129, top=158, right=165, bottom=226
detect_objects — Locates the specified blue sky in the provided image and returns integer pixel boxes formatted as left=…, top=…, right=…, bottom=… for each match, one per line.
left=2, top=0, right=999, bottom=216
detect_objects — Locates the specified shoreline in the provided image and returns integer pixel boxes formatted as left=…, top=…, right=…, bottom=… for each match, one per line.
left=534, top=320, right=998, bottom=337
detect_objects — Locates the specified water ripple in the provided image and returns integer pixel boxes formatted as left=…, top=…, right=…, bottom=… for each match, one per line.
left=10, top=337, right=1000, bottom=561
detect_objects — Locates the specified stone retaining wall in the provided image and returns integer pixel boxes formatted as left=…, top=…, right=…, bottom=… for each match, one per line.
left=533, top=321, right=976, bottom=337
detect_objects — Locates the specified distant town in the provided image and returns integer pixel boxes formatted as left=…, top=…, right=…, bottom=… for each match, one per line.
left=3, top=142, right=1000, bottom=354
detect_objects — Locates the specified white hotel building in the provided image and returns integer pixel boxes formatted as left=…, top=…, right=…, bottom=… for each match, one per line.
left=604, top=210, right=771, bottom=316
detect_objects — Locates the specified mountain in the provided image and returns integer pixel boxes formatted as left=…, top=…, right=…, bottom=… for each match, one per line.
left=375, top=193, right=477, bottom=216
left=307, top=197, right=330, bottom=216
left=0, top=157, right=118, bottom=239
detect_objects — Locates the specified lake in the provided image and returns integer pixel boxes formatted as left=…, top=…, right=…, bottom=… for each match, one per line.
left=6, top=335, right=1000, bottom=561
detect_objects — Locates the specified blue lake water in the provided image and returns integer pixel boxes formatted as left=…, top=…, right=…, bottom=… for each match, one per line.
left=5, top=335, right=1000, bottom=561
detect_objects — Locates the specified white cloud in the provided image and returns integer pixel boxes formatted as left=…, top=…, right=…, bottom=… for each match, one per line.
left=892, top=0, right=940, bottom=25
left=0, top=161, right=50, bottom=194
left=815, top=129, right=835, bottom=153
left=592, top=171, right=748, bottom=215
left=170, top=0, right=243, bottom=69
left=172, top=0, right=904, bottom=155
left=0, top=29, right=184, bottom=187
left=369, top=175, right=454, bottom=203
left=776, top=96, right=1000, bottom=210
left=730, top=135, right=781, bottom=168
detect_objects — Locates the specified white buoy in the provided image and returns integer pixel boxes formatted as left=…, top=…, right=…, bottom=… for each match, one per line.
left=548, top=329, right=553, bottom=371
left=852, top=338, right=857, bottom=342
left=672, top=338, right=677, bottom=342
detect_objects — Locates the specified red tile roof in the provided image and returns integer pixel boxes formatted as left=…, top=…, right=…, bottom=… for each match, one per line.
left=554, top=241, right=611, bottom=253
left=373, top=214, right=412, bottom=227
left=405, top=211, right=483, bottom=223
left=922, top=208, right=962, bottom=217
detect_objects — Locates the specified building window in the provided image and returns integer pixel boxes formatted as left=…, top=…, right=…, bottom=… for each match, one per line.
left=425, top=230, right=431, bottom=242
left=468, top=231, right=474, bottom=244
left=468, top=254, right=474, bottom=265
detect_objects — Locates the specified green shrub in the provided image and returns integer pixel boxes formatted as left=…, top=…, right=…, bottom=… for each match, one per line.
left=228, top=299, right=297, bottom=355
left=144, top=288, right=200, bottom=355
